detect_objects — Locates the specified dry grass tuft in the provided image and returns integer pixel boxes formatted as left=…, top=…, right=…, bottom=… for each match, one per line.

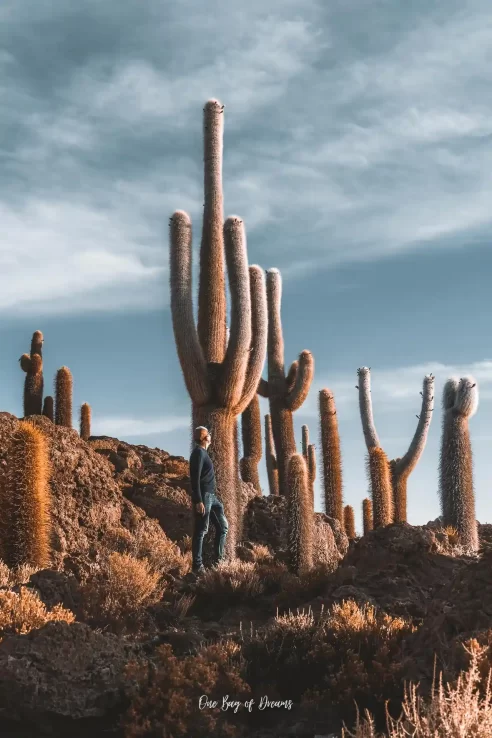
left=0, top=560, right=38, bottom=587
left=0, top=586, right=75, bottom=637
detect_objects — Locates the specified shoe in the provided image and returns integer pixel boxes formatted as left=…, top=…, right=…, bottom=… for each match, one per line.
left=192, top=566, right=206, bottom=576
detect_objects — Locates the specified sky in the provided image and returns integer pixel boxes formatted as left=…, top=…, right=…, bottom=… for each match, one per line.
left=1, top=0, right=492, bottom=533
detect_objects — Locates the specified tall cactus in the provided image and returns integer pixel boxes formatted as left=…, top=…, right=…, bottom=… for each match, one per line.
left=287, top=454, right=313, bottom=575
left=366, top=446, right=393, bottom=528
left=30, top=330, right=43, bottom=358
left=344, top=504, right=356, bottom=539
left=357, top=367, right=434, bottom=523
left=264, top=414, right=279, bottom=496
left=362, top=498, right=373, bottom=535
left=301, top=425, right=316, bottom=506
left=240, top=395, right=262, bottom=494
left=0, top=421, right=51, bottom=568
left=20, top=353, right=44, bottom=416
left=42, top=396, right=54, bottom=422
left=319, top=389, right=344, bottom=528
left=55, top=366, right=73, bottom=428
left=439, top=376, right=479, bottom=551
left=80, top=403, right=92, bottom=441
left=169, top=100, right=267, bottom=559
left=258, top=268, right=314, bottom=496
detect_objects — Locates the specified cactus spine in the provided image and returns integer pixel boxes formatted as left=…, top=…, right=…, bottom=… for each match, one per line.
left=367, top=446, right=393, bottom=528
left=362, top=498, right=373, bottom=535
left=80, top=403, right=92, bottom=441
left=438, top=376, right=479, bottom=551
left=169, top=100, right=267, bottom=559
left=258, top=268, right=314, bottom=496
left=357, top=367, right=434, bottom=524
left=0, top=421, right=51, bottom=568
left=20, top=331, right=45, bottom=416
left=55, top=367, right=73, bottom=428
left=318, top=389, right=344, bottom=528
left=265, top=414, right=279, bottom=496
left=240, top=395, right=262, bottom=493
left=42, top=396, right=54, bottom=422
left=344, top=505, right=356, bottom=539
left=287, top=454, right=313, bottom=575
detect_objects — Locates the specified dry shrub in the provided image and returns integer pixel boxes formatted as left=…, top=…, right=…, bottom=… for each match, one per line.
left=433, top=525, right=469, bottom=556
left=243, top=599, right=415, bottom=724
left=0, top=586, right=74, bottom=637
left=0, top=560, right=38, bottom=587
left=194, top=559, right=288, bottom=608
left=81, top=552, right=164, bottom=630
left=343, top=641, right=492, bottom=737
left=236, top=542, right=274, bottom=564
left=178, top=534, right=192, bottom=553
left=103, top=524, right=190, bottom=575
left=123, top=639, right=251, bottom=738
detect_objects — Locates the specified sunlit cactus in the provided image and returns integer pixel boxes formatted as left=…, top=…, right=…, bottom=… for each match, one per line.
left=240, top=395, right=262, bottom=493
left=80, top=403, right=92, bottom=441
left=287, top=454, right=313, bottom=575
left=439, top=376, right=479, bottom=552
left=55, top=366, right=73, bottom=428
left=0, top=421, right=51, bottom=568
left=169, top=100, right=267, bottom=559
left=258, top=268, right=314, bottom=497
left=344, top=505, right=356, bottom=539
left=319, top=389, right=344, bottom=528
left=301, top=424, right=316, bottom=507
left=42, top=396, right=54, bottom=422
left=366, top=446, right=393, bottom=528
left=357, top=367, right=434, bottom=524
left=21, top=352, right=44, bottom=417
left=264, top=414, right=279, bottom=496
left=30, top=330, right=44, bottom=358
left=362, top=498, right=373, bottom=535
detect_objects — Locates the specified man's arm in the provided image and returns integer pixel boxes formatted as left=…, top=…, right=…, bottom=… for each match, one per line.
left=189, top=448, right=204, bottom=504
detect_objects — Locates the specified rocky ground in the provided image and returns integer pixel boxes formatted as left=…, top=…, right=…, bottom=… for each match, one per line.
left=0, top=412, right=491, bottom=737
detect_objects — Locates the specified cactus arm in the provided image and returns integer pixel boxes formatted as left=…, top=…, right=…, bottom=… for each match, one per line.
left=286, top=351, right=314, bottom=411
left=169, top=210, right=211, bottom=406
left=442, top=377, right=460, bottom=411
left=397, top=375, right=435, bottom=476
left=232, top=266, right=268, bottom=415
left=257, top=378, right=269, bottom=398
left=302, top=425, right=309, bottom=457
left=286, top=361, right=298, bottom=392
left=218, top=217, right=252, bottom=407
left=20, top=354, right=31, bottom=373
left=357, top=367, right=380, bottom=449
left=197, top=99, right=227, bottom=363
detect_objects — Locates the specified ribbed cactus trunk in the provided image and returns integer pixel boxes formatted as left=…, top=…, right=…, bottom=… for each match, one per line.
left=264, top=414, right=279, bottom=496
left=42, top=396, right=54, bottom=422
left=22, top=353, right=44, bottom=417
left=287, top=454, right=313, bottom=575
left=301, top=425, right=316, bottom=510
left=439, top=377, right=479, bottom=552
left=344, top=505, right=356, bottom=539
left=170, top=100, right=267, bottom=560
left=80, top=403, right=91, bottom=441
left=319, top=389, right=344, bottom=528
left=0, top=421, right=51, bottom=568
left=362, top=498, right=373, bottom=535
left=240, top=395, right=262, bottom=493
left=55, top=367, right=73, bottom=428
left=259, top=269, right=313, bottom=497
left=357, top=367, right=434, bottom=525
left=367, top=447, right=393, bottom=528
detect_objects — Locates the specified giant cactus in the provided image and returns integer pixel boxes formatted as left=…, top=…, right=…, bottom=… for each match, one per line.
left=287, top=453, right=313, bottom=575
left=19, top=331, right=45, bottom=416
left=344, top=504, right=356, bottom=540
left=0, top=421, right=51, bottom=568
left=264, top=414, right=279, bottom=496
left=55, top=366, right=73, bottom=428
left=80, top=403, right=92, bottom=441
left=169, top=100, right=267, bottom=559
left=366, top=446, right=393, bottom=527
left=42, top=396, right=54, bottom=422
left=362, top=498, right=373, bottom=535
left=258, top=269, right=314, bottom=497
left=240, top=395, right=262, bottom=494
left=439, top=376, right=479, bottom=551
left=301, top=424, right=316, bottom=507
left=319, top=389, right=344, bottom=528
left=357, top=367, right=434, bottom=523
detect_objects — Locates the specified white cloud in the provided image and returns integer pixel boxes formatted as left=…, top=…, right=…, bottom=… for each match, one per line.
left=92, top=414, right=190, bottom=437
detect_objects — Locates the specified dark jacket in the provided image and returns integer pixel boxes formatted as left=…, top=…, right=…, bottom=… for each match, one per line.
left=189, top=445, right=216, bottom=504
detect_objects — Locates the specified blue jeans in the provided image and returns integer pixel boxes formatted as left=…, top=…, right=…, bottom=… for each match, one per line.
left=192, top=492, right=229, bottom=570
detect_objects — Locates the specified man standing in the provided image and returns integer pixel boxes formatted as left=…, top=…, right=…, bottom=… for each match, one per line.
left=189, top=426, right=229, bottom=575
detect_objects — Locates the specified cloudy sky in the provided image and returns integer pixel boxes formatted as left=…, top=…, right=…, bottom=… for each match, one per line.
left=1, top=0, right=491, bottom=533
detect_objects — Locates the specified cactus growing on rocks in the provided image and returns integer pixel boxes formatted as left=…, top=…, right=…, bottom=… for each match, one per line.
left=287, top=453, right=313, bottom=575
left=258, top=268, right=314, bottom=497
left=319, top=389, right=344, bottom=528
left=366, top=446, right=393, bottom=528
left=439, top=376, right=479, bottom=551
left=344, top=505, right=356, bottom=539
left=357, top=367, right=434, bottom=523
left=169, top=100, right=267, bottom=559
left=264, top=414, right=279, bottom=496
left=80, top=403, right=92, bottom=442
left=362, top=498, right=373, bottom=535
left=55, top=367, right=73, bottom=428
left=21, top=353, right=44, bottom=417
left=0, top=421, right=51, bottom=568
left=42, top=396, right=54, bottom=422
left=240, top=395, right=262, bottom=494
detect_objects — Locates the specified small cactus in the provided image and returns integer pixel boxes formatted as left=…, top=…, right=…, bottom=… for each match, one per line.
left=0, top=421, right=51, bottom=568
left=362, top=498, right=373, bottom=535
left=240, top=395, right=262, bottom=493
left=55, top=367, right=73, bottom=428
left=287, top=454, right=313, bottom=575
left=42, top=396, right=54, bottom=422
left=439, top=376, right=479, bottom=551
left=366, top=446, right=393, bottom=528
left=80, top=403, right=92, bottom=441
left=264, top=414, right=279, bottom=496
left=319, top=389, right=344, bottom=528
left=344, top=505, right=356, bottom=539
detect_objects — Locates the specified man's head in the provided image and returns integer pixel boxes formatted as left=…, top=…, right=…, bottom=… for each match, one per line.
left=194, top=426, right=211, bottom=450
